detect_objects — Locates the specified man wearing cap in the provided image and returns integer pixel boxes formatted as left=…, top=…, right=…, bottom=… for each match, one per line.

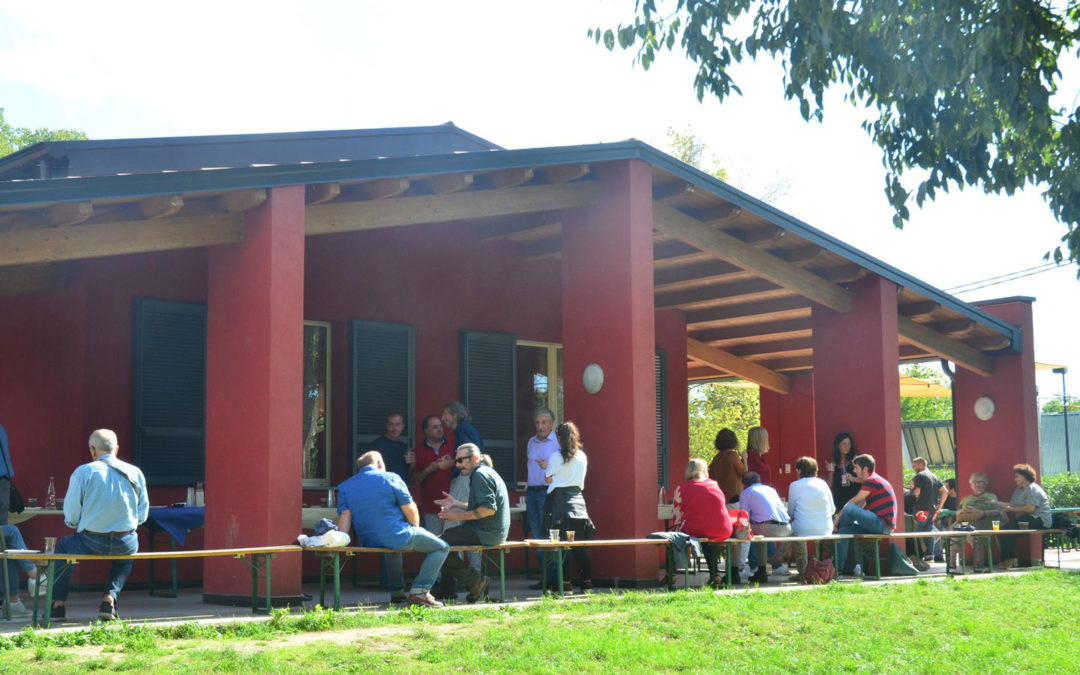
left=337, top=450, right=450, bottom=607
left=910, top=456, right=948, bottom=569
left=50, top=429, right=149, bottom=621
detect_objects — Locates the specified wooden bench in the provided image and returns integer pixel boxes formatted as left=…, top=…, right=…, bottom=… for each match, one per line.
left=684, top=535, right=854, bottom=588
left=0, top=545, right=303, bottom=627
left=526, top=538, right=675, bottom=595
left=851, top=529, right=1066, bottom=578
left=309, top=542, right=529, bottom=609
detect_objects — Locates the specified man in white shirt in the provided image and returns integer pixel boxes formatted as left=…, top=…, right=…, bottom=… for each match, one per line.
left=525, top=409, right=559, bottom=589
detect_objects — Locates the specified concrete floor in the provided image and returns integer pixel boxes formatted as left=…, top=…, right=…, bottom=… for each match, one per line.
left=4, top=547, right=1077, bottom=635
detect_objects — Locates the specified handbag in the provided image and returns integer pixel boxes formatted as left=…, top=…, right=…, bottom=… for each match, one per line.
left=1, top=451, right=23, bottom=515
left=801, top=556, right=835, bottom=584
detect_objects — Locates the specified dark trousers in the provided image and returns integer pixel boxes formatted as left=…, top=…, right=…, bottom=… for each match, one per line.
left=434, top=526, right=482, bottom=595
left=0, top=478, right=10, bottom=526
left=702, top=543, right=723, bottom=578
left=999, top=516, right=1047, bottom=561
left=544, top=518, right=592, bottom=582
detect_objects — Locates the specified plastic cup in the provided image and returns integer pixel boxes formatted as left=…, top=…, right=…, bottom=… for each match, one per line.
left=26, top=498, right=38, bottom=508
left=1018, top=521, right=1030, bottom=529
left=549, top=529, right=560, bottom=542
left=44, top=537, right=56, bottom=554
left=566, top=530, right=576, bottom=542
left=992, top=520, right=1000, bottom=530
left=518, top=496, right=527, bottom=507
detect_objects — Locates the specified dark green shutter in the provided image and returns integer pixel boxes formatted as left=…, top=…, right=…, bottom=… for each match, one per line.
left=460, top=330, right=516, bottom=483
left=656, top=349, right=669, bottom=490
left=133, top=298, right=206, bottom=484
left=350, top=320, right=414, bottom=468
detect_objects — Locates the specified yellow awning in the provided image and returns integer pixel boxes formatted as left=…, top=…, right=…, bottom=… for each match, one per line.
left=899, top=375, right=951, bottom=398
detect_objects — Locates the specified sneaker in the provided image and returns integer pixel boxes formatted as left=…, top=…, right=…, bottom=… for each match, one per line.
left=771, top=564, right=792, bottom=576
left=49, top=605, right=65, bottom=620
left=5, top=599, right=32, bottom=619
left=98, top=601, right=117, bottom=621
left=389, top=594, right=409, bottom=605
left=465, top=577, right=489, bottom=604
left=913, top=559, right=931, bottom=572
left=407, top=592, right=444, bottom=608
left=27, top=574, right=47, bottom=597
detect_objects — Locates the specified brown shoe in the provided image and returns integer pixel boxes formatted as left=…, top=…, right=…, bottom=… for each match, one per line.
left=579, top=579, right=593, bottom=592
left=466, top=577, right=489, bottom=603
left=407, top=592, right=444, bottom=608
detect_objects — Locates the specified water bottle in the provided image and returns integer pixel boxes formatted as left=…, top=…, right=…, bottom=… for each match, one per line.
left=46, top=476, right=56, bottom=509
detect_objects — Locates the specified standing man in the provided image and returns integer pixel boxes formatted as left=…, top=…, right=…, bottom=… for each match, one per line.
left=412, top=415, right=455, bottom=534
left=525, top=409, right=559, bottom=589
left=432, top=443, right=510, bottom=603
left=368, top=413, right=415, bottom=482
left=442, top=401, right=484, bottom=453
left=0, top=422, right=13, bottom=525
left=910, top=456, right=948, bottom=569
left=337, top=451, right=450, bottom=607
left=738, top=472, right=792, bottom=584
left=832, top=454, right=897, bottom=575
left=50, top=429, right=149, bottom=621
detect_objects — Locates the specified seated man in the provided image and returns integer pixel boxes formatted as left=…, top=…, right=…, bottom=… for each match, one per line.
left=1, top=524, right=41, bottom=619
left=952, top=471, right=1002, bottom=570
left=337, top=451, right=450, bottom=607
left=432, top=443, right=510, bottom=603
left=739, top=471, right=792, bottom=584
left=832, top=454, right=897, bottom=575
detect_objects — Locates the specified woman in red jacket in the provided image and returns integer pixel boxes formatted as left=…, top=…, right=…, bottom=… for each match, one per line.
left=673, top=458, right=735, bottom=588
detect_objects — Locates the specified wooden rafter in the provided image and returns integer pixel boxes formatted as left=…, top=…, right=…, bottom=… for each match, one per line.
left=0, top=214, right=243, bottom=268
left=687, top=338, right=791, bottom=393
left=475, top=212, right=561, bottom=241
left=486, top=168, right=534, bottom=189
left=691, top=319, right=812, bottom=347
left=305, top=182, right=603, bottom=237
left=358, top=178, right=410, bottom=200
left=428, top=173, right=474, bottom=194
left=654, top=182, right=694, bottom=202
left=686, top=297, right=812, bottom=330
left=542, top=164, right=590, bottom=184
left=897, top=316, right=994, bottom=376
left=218, top=189, right=267, bottom=214
left=48, top=202, right=93, bottom=227
left=305, top=183, right=341, bottom=205
left=899, top=301, right=940, bottom=320
left=139, top=195, right=184, bottom=220
left=730, top=337, right=813, bottom=360
left=695, top=204, right=742, bottom=223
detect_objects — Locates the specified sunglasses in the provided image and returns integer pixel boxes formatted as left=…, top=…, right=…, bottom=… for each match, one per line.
left=454, top=457, right=469, bottom=464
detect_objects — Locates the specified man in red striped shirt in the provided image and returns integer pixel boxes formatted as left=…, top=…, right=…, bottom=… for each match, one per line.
left=832, top=454, right=896, bottom=574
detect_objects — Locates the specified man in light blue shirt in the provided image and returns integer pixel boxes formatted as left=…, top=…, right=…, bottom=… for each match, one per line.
left=739, top=471, right=792, bottom=584
left=50, top=429, right=148, bottom=621
left=525, top=408, right=559, bottom=587
left=0, top=422, right=15, bottom=525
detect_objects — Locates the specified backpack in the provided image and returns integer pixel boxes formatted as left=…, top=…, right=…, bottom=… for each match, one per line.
left=801, top=556, right=835, bottom=584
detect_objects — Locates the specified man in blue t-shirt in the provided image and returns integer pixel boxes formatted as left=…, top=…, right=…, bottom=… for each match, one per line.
left=337, top=451, right=450, bottom=607
left=367, top=413, right=414, bottom=482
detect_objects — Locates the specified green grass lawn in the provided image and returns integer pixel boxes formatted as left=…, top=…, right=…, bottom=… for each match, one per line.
left=3, top=571, right=1079, bottom=673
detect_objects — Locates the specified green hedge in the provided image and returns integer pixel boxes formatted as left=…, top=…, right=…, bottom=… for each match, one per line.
left=1043, top=472, right=1080, bottom=507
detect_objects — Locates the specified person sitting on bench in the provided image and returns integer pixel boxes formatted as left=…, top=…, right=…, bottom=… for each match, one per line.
left=832, top=454, right=897, bottom=575
left=993, top=463, right=1051, bottom=570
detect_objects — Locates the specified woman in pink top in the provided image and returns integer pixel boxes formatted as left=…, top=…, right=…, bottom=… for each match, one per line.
left=673, top=458, right=734, bottom=588
left=745, top=426, right=772, bottom=486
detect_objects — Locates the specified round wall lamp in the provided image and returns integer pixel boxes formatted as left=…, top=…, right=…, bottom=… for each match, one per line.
left=582, top=363, right=605, bottom=395
left=973, top=396, right=996, bottom=421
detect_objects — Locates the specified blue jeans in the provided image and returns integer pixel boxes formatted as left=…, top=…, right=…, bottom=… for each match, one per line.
left=915, top=513, right=942, bottom=558
left=835, top=503, right=891, bottom=572
left=1, top=525, right=34, bottom=596
left=526, top=488, right=548, bottom=571
left=384, top=527, right=450, bottom=595
left=52, top=531, right=138, bottom=601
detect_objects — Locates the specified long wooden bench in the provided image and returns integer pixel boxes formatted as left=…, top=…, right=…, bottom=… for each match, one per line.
left=0, top=545, right=303, bottom=627
left=526, top=538, right=675, bottom=595
left=310, top=542, right=529, bottom=609
left=686, top=534, right=855, bottom=588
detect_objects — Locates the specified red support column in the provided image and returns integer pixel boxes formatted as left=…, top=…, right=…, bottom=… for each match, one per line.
left=759, top=373, right=816, bottom=498
left=656, top=309, right=689, bottom=491
left=812, top=275, right=903, bottom=526
left=562, top=160, right=657, bottom=583
left=953, top=298, right=1039, bottom=561
left=204, top=186, right=305, bottom=602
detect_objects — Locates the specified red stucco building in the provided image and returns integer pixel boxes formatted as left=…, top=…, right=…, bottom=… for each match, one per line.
left=0, top=125, right=1039, bottom=603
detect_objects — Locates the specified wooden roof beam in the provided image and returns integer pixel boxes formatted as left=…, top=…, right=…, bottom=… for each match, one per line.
left=428, top=173, right=474, bottom=194
left=305, top=181, right=603, bottom=236
left=358, top=178, right=410, bottom=200
left=654, top=202, right=851, bottom=313
left=48, top=202, right=93, bottom=227
left=139, top=195, right=185, bottom=219
left=688, top=338, right=791, bottom=394
left=218, top=189, right=267, bottom=213
left=476, top=213, right=561, bottom=241
left=542, top=164, right=590, bottom=184
left=686, top=297, right=812, bottom=330
left=695, top=204, right=742, bottom=223
left=691, top=319, right=812, bottom=346
left=655, top=278, right=788, bottom=310
left=0, top=214, right=243, bottom=268
left=305, top=183, right=341, bottom=205
left=897, top=316, right=994, bottom=376
left=899, top=301, right=940, bottom=320
left=654, top=182, right=695, bottom=202
left=486, top=168, right=534, bottom=189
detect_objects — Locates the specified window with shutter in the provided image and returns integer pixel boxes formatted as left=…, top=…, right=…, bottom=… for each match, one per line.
left=461, top=330, right=516, bottom=484
left=350, top=320, right=414, bottom=470
left=656, top=349, right=669, bottom=490
left=133, top=298, right=206, bottom=484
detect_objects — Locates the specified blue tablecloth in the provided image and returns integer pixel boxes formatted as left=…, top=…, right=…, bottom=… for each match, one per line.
left=148, top=506, right=205, bottom=546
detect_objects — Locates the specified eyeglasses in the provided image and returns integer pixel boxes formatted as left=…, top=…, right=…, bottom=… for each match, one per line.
left=454, top=457, right=469, bottom=464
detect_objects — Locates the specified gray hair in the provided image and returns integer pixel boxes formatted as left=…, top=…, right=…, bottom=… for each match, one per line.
left=684, top=458, right=708, bottom=481
left=456, top=443, right=481, bottom=459
left=534, top=408, right=555, bottom=423
left=89, top=429, right=119, bottom=454
left=969, top=472, right=990, bottom=485
left=444, top=400, right=470, bottom=423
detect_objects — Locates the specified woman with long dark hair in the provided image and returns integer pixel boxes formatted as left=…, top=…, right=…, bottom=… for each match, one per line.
left=541, top=421, right=595, bottom=592
left=831, top=432, right=861, bottom=506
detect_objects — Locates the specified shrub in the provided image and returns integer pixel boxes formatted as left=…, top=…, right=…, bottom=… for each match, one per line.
left=1043, top=472, right=1080, bottom=507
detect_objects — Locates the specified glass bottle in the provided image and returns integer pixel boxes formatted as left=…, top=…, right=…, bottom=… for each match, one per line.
left=46, top=476, right=56, bottom=509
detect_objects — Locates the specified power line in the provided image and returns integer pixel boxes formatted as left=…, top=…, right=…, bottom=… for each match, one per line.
left=948, top=262, right=1065, bottom=295
left=944, top=262, right=1061, bottom=293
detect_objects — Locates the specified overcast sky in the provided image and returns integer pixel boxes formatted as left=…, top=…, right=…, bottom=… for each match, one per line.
left=2, top=1, right=1077, bottom=404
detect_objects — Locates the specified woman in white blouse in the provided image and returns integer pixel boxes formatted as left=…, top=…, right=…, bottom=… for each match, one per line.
left=540, top=421, right=595, bottom=592
left=775, top=456, right=835, bottom=581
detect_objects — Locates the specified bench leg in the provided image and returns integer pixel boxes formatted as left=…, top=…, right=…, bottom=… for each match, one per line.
left=243, top=553, right=275, bottom=614
left=725, top=542, right=733, bottom=586
left=499, top=550, right=506, bottom=602
left=556, top=547, right=565, bottom=596
left=34, top=560, right=59, bottom=629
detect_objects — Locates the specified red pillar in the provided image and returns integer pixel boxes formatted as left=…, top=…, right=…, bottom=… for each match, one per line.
left=759, top=373, right=816, bottom=498
left=562, top=159, right=656, bottom=583
left=656, top=309, right=689, bottom=491
left=204, top=186, right=305, bottom=602
left=811, top=275, right=903, bottom=527
left=953, top=298, right=1039, bottom=560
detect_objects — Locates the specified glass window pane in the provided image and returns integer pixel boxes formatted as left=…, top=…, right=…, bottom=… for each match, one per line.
left=516, top=344, right=548, bottom=483
left=302, top=323, right=330, bottom=483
